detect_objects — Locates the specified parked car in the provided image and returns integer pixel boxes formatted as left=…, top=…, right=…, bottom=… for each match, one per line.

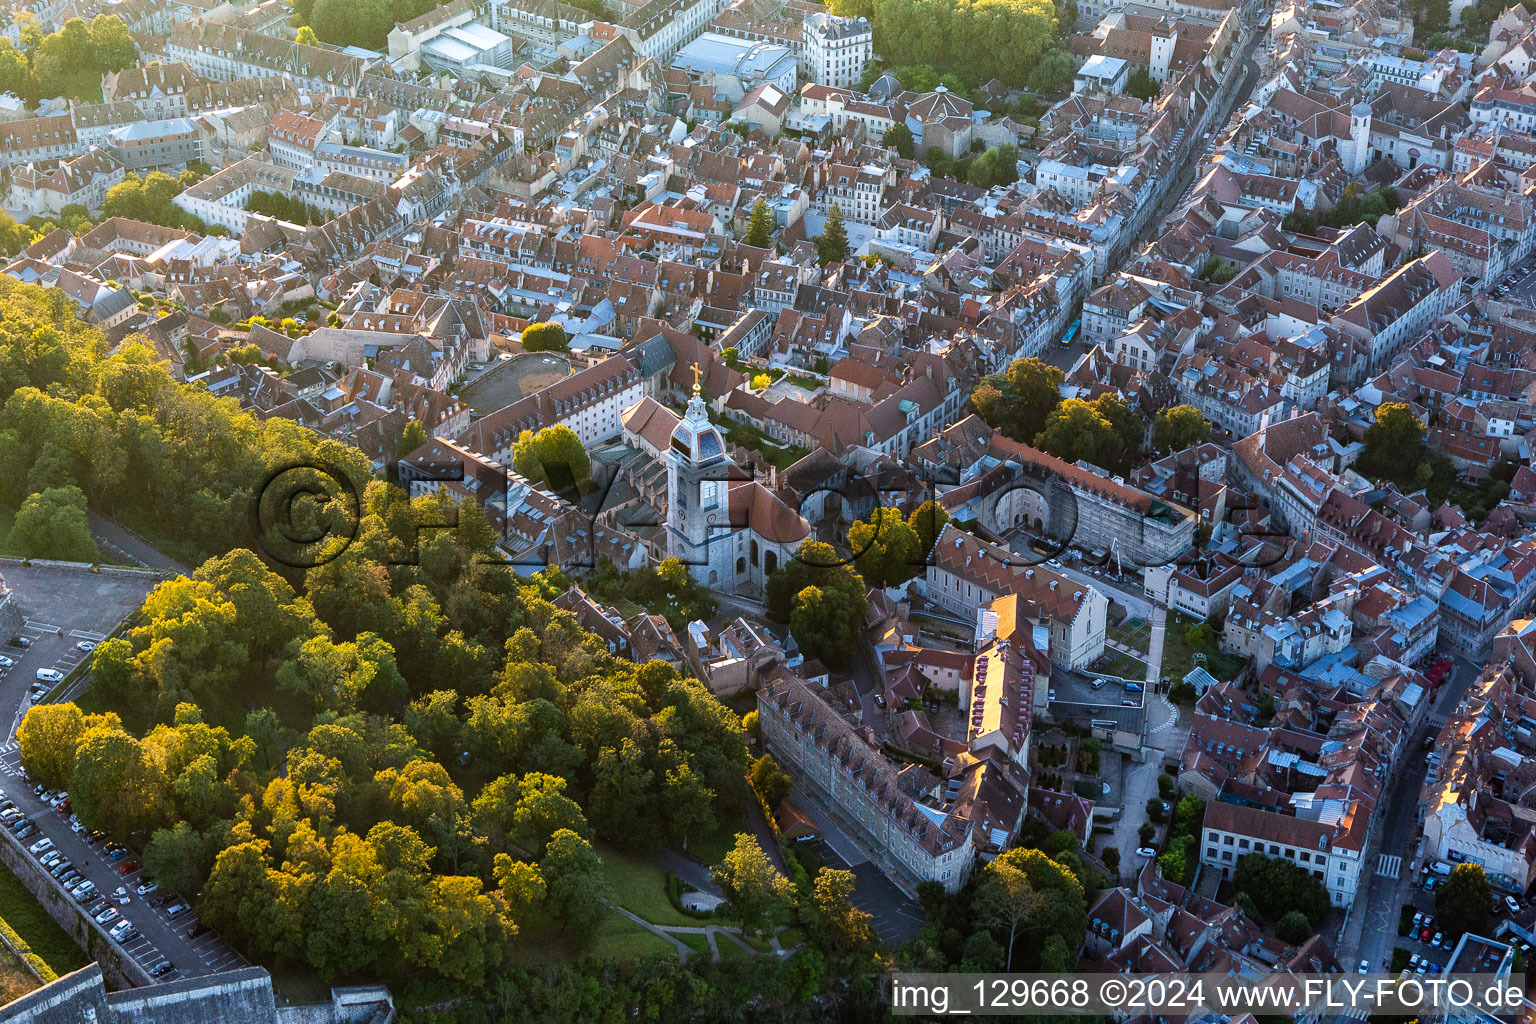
left=86, top=831, right=107, bottom=845
left=135, top=881, right=158, bottom=897
left=164, top=902, right=190, bottom=919
left=38, top=852, right=60, bottom=869
left=1420, top=926, right=1434, bottom=941
left=1412, top=911, right=1424, bottom=929
left=117, top=860, right=139, bottom=875
left=74, top=641, right=96, bottom=653
left=48, top=860, right=71, bottom=878
left=150, top=962, right=174, bottom=979
left=93, top=906, right=119, bottom=926
left=8, top=637, right=30, bottom=648
left=57, top=870, right=79, bottom=887
left=109, top=919, right=135, bottom=942
left=1507, top=895, right=1522, bottom=914
left=1358, top=959, right=1370, bottom=973
left=0, top=655, right=13, bottom=668
left=33, top=669, right=62, bottom=683
left=28, top=838, right=51, bottom=855
left=1432, top=932, right=1444, bottom=948
left=112, top=887, right=131, bottom=905
left=105, top=848, right=129, bottom=863
left=13, top=825, right=33, bottom=840
left=1125, top=682, right=1143, bottom=693
left=1135, top=847, right=1157, bottom=859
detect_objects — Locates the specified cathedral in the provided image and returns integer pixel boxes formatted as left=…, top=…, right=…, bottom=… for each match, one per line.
left=663, top=372, right=811, bottom=596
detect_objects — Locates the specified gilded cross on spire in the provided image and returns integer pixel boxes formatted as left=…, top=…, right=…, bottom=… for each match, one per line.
left=691, top=361, right=702, bottom=395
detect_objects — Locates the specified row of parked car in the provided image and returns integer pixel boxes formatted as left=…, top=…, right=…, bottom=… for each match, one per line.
left=6, top=786, right=178, bottom=978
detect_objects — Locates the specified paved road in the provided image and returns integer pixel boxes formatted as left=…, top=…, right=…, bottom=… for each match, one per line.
left=1142, top=5, right=1267, bottom=242
left=1341, top=655, right=1484, bottom=970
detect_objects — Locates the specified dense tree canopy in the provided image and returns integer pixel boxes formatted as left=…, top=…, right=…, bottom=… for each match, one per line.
left=765, top=540, right=868, bottom=668
left=520, top=321, right=568, bottom=353
left=1233, top=853, right=1331, bottom=927
left=511, top=425, right=590, bottom=491
left=848, top=506, right=923, bottom=588
left=1437, top=862, right=1491, bottom=939
left=832, top=0, right=1059, bottom=87
left=1152, top=404, right=1211, bottom=452
left=971, top=356, right=1065, bottom=442
left=1360, top=401, right=1427, bottom=482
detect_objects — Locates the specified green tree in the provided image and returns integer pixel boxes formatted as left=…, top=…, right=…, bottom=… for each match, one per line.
left=143, top=821, right=216, bottom=896
left=1233, top=853, right=1331, bottom=926
left=1437, top=862, right=1491, bottom=939
left=908, top=500, right=950, bottom=560
left=540, top=829, right=607, bottom=933
left=788, top=584, right=864, bottom=670
left=975, top=855, right=1043, bottom=970
left=1029, top=48, right=1075, bottom=93
left=972, top=356, right=1064, bottom=441
left=1153, top=405, right=1211, bottom=452
left=17, top=702, right=99, bottom=789
left=976, top=848, right=1087, bottom=971
left=88, top=14, right=136, bottom=71
left=712, top=833, right=796, bottom=935
left=816, top=203, right=849, bottom=265
left=1125, top=66, right=1159, bottom=101
left=1035, top=398, right=1120, bottom=467
left=70, top=724, right=169, bottom=837
left=520, top=321, right=568, bottom=353
left=744, top=197, right=775, bottom=248
left=1361, top=402, right=1426, bottom=482
left=502, top=772, right=591, bottom=855
left=296, top=25, right=319, bottom=45
left=806, top=868, right=875, bottom=962
left=749, top=753, right=792, bottom=807
left=493, top=853, right=546, bottom=920
left=1276, top=910, right=1312, bottom=944
left=589, top=738, right=658, bottom=846
left=765, top=539, right=867, bottom=622
left=848, top=506, right=923, bottom=587
left=883, top=122, right=915, bottom=158
left=511, top=425, right=590, bottom=490
left=11, top=485, right=99, bottom=561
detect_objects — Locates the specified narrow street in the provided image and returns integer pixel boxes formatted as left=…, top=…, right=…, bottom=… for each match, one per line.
left=1339, top=656, right=1483, bottom=968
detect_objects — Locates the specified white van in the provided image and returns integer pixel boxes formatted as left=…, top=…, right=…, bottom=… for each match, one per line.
left=34, top=668, right=62, bottom=683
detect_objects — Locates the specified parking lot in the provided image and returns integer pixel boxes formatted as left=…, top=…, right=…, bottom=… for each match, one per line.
left=1392, top=871, right=1536, bottom=977
left=0, top=781, right=245, bottom=982
left=0, top=563, right=246, bottom=982
left=0, top=564, right=158, bottom=755
left=1491, top=258, right=1536, bottom=306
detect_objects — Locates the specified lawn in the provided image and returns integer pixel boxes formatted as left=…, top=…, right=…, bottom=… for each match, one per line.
left=723, top=420, right=808, bottom=472
left=675, top=931, right=710, bottom=954
left=0, top=860, right=88, bottom=977
left=510, top=910, right=679, bottom=967
left=598, top=844, right=697, bottom=928
left=688, top=825, right=741, bottom=867
left=1162, top=613, right=1247, bottom=681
